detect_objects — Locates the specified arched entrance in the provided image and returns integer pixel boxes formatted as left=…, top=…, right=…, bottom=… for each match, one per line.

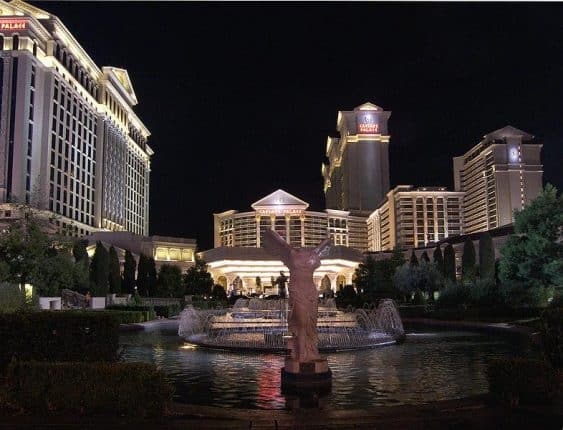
left=336, top=275, right=346, bottom=289
left=321, top=275, right=332, bottom=297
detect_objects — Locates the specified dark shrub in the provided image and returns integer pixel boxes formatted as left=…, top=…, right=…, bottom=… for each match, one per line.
left=436, top=283, right=470, bottom=308
left=153, top=304, right=182, bottom=318
left=487, top=357, right=554, bottom=405
left=0, top=311, right=119, bottom=371
left=541, top=308, right=563, bottom=369
left=105, top=305, right=156, bottom=321
left=6, top=361, right=172, bottom=417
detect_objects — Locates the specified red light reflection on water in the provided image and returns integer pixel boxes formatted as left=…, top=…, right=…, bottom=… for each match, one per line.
left=256, top=354, right=285, bottom=409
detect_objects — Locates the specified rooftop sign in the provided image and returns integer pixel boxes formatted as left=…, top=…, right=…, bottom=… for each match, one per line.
left=357, top=111, right=380, bottom=134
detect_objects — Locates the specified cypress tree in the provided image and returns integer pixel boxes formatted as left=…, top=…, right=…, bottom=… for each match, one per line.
left=420, top=251, right=430, bottom=264
left=136, top=254, right=148, bottom=296
left=462, top=237, right=476, bottom=283
left=122, top=250, right=137, bottom=295
left=444, top=243, right=456, bottom=282
left=433, top=245, right=444, bottom=275
left=72, top=239, right=89, bottom=263
left=147, top=257, right=157, bottom=296
left=108, top=246, right=121, bottom=294
left=479, top=232, right=496, bottom=281
left=89, top=241, right=109, bottom=296
left=409, top=250, right=419, bottom=267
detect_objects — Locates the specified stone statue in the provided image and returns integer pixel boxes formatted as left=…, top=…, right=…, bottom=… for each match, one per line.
left=276, top=271, right=288, bottom=298
left=262, top=229, right=331, bottom=363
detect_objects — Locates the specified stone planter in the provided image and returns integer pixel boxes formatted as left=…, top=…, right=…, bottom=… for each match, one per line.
left=39, top=297, right=62, bottom=310
left=90, top=297, right=106, bottom=309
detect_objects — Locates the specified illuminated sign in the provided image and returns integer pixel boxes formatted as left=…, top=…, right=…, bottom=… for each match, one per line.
left=357, top=111, right=380, bottom=134
left=0, top=18, right=28, bottom=31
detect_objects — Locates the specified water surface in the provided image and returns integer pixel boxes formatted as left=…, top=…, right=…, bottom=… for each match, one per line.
left=120, top=327, right=526, bottom=409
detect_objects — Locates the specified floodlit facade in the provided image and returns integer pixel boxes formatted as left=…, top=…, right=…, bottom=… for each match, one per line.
left=453, top=126, right=543, bottom=234
left=0, top=0, right=152, bottom=236
left=367, top=185, right=464, bottom=251
left=214, top=189, right=368, bottom=251
left=209, top=189, right=367, bottom=294
left=323, top=102, right=391, bottom=214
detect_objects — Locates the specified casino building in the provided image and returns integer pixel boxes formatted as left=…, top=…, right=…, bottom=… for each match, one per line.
left=0, top=0, right=152, bottom=236
left=205, top=189, right=365, bottom=294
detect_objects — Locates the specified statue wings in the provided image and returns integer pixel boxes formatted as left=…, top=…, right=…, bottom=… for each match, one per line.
left=262, top=229, right=291, bottom=264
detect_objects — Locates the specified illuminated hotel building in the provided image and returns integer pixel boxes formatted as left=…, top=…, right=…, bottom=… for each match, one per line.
left=0, top=0, right=152, bottom=236
left=453, top=126, right=543, bottom=235
left=214, top=189, right=368, bottom=251
left=207, top=189, right=366, bottom=294
left=323, top=102, right=391, bottom=213
left=367, top=185, right=464, bottom=251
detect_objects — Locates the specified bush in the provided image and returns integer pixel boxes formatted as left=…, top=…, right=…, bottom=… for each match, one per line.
left=104, top=310, right=146, bottom=324
left=0, top=311, right=119, bottom=371
left=6, top=361, right=172, bottom=417
left=436, top=282, right=470, bottom=308
left=412, top=289, right=427, bottom=305
left=105, top=305, right=156, bottom=322
left=469, top=279, right=498, bottom=307
left=153, top=304, right=181, bottom=318
left=487, top=357, right=554, bottom=405
left=541, top=308, right=563, bottom=369
left=0, top=283, right=26, bottom=313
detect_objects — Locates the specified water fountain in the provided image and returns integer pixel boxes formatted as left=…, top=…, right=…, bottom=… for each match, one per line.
left=178, top=297, right=404, bottom=351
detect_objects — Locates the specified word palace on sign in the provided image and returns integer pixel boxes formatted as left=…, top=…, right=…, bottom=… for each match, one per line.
left=0, top=19, right=27, bottom=31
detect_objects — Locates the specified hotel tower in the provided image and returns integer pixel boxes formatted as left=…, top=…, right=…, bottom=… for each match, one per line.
left=453, top=126, right=543, bottom=234
left=323, top=102, right=391, bottom=214
left=0, top=0, right=152, bottom=236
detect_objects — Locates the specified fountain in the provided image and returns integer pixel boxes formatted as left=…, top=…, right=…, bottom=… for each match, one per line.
left=178, top=297, right=404, bottom=351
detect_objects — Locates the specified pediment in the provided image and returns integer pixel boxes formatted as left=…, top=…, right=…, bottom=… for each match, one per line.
left=355, top=102, right=382, bottom=111
left=484, top=125, right=534, bottom=140
left=251, top=189, right=309, bottom=211
left=104, top=67, right=138, bottom=105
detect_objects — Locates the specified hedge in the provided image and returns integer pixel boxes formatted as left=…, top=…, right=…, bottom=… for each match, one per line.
left=104, top=310, right=146, bottom=324
left=153, top=304, right=181, bottom=318
left=0, top=311, right=119, bottom=371
left=106, top=305, right=156, bottom=322
left=541, top=307, right=563, bottom=369
left=487, top=357, right=554, bottom=405
left=6, top=361, right=172, bottom=417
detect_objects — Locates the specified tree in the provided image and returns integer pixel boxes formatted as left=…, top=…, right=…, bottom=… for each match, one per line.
left=211, top=284, right=227, bottom=301
left=461, top=237, right=476, bottom=283
left=89, top=241, right=109, bottom=296
left=136, top=254, right=149, bottom=296
left=147, top=257, right=157, bottom=296
left=0, top=214, right=50, bottom=287
left=353, top=254, right=401, bottom=298
left=479, top=232, right=495, bottom=282
left=394, top=261, right=442, bottom=300
left=122, top=250, right=136, bottom=295
left=444, top=243, right=456, bottom=282
left=184, top=257, right=214, bottom=296
left=433, top=245, right=444, bottom=276
left=420, top=251, right=430, bottom=264
left=499, top=184, right=563, bottom=301
left=156, top=264, right=183, bottom=297
left=409, top=250, right=419, bottom=267
left=34, top=251, right=75, bottom=296
left=353, top=255, right=379, bottom=295
left=71, top=239, right=89, bottom=293
left=108, top=246, right=121, bottom=294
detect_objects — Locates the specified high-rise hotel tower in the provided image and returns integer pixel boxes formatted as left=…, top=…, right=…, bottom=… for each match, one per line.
left=453, top=126, right=543, bottom=234
left=0, top=0, right=152, bottom=236
left=323, top=102, right=391, bottom=214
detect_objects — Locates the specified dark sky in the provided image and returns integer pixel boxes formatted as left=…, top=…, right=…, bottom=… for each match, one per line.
left=36, top=2, right=563, bottom=250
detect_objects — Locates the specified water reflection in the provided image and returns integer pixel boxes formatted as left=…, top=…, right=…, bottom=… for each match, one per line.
left=119, top=328, right=524, bottom=410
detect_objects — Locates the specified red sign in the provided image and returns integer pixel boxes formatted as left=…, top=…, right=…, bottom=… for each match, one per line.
left=0, top=19, right=28, bottom=31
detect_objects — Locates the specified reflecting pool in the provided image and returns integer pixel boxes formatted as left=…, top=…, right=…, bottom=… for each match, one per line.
left=120, top=326, right=528, bottom=410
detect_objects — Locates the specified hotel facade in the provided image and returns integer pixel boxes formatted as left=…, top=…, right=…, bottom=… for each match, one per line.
left=207, top=189, right=366, bottom=294
left=0, top=0, right=152, bottom=236
left=367, top=185, right=464, bottom=252
left=453, top=126, right=543, bottom=234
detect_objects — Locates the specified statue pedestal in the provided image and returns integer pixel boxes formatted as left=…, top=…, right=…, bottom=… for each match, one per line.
left=281, top=357, right=332, bottom=390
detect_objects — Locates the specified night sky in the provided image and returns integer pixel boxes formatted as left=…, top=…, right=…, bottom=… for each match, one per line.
left=35, top=2, right=563, bottom=250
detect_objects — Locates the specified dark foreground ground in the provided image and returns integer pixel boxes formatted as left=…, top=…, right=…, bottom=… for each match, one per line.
left=1, top=396, right=561, bottom=430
